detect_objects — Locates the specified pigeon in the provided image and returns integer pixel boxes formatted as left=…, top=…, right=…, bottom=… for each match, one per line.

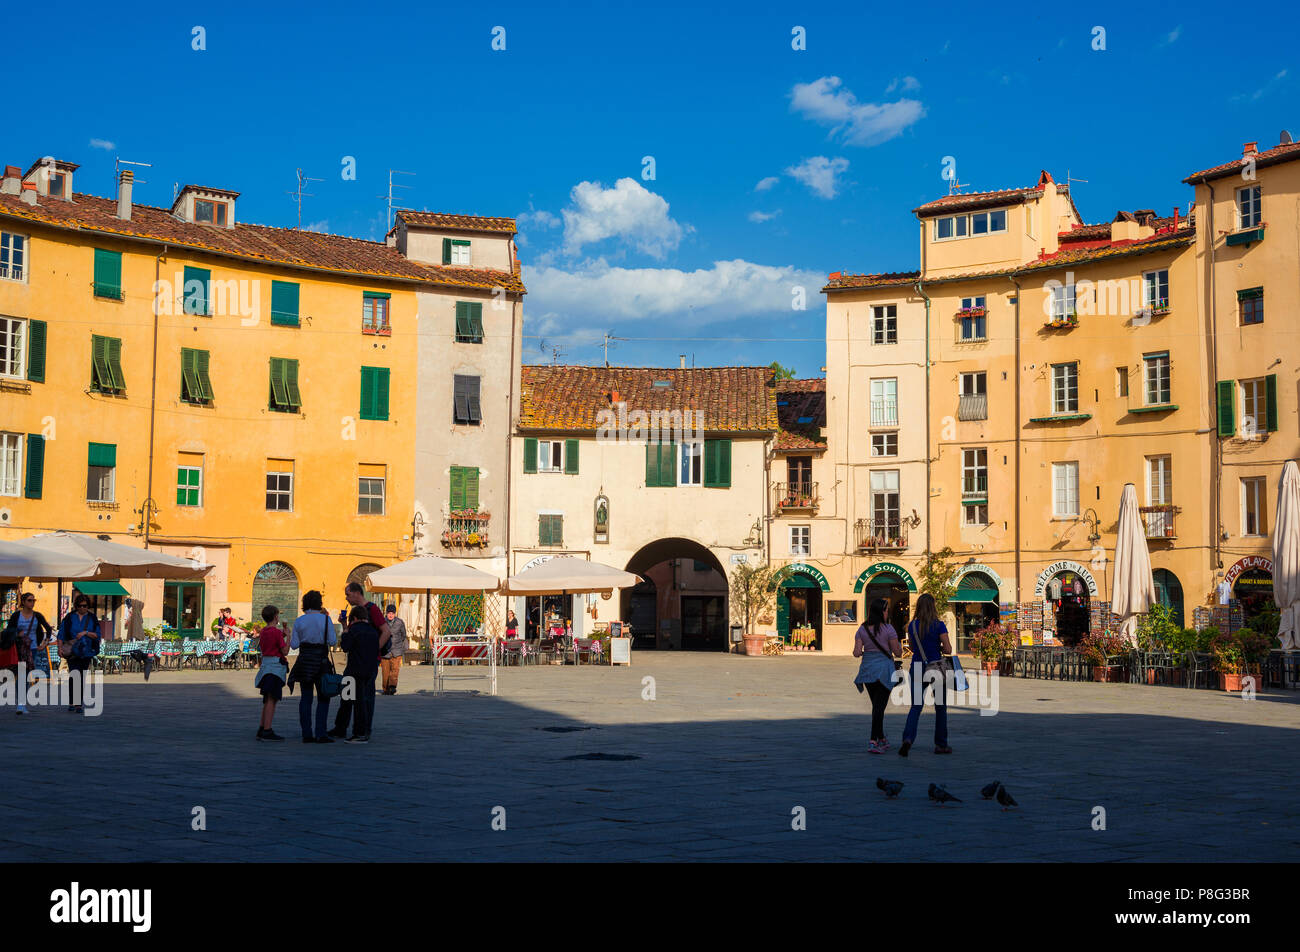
left=995, top=784, right=1018, bottom=811
left=928, top=783, right=961, bottom=805
left=980, top=781, right=1001, bottom=800
left=876, top=777, right=904, bottom=799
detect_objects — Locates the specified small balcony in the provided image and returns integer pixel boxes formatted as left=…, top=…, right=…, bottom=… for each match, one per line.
left=962, top=475, right=988, bottom=499
left=361, top=315, right=392, bottom=336
left=1139, top=504, right=1179, bottom=541
left=441, top=510, right=491, bottom=551
left=775, top=481, right=819, bottom=514
left=855, top=518, right=907, bottom=553
left=957, top=393, right=988, bottom=421
left=870, top=399, right=898, bottom=428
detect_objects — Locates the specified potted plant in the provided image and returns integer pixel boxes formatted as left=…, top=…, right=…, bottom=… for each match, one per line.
left=1210, top=632, right=1246, bottom=691
left=1135, top=604, right=1177, bottom=683
left=968, top=622, right=1015, bottom=673
left=1078, top=631, right=1128, bottom=681
left=730, top=563, right=779, bottom=657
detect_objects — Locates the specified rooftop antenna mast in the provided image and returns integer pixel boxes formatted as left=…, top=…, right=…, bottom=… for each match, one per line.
left=378, top=169, right=416, bottom=231
left=1066, top=168, right=1089, bottom=193
left=602, top=331, right=625, bottom=367
left=114, top=157, right=152, bottom=187
left=550, top=344, right=567, bottom=366
left=287, top=168, right=324, bottom=230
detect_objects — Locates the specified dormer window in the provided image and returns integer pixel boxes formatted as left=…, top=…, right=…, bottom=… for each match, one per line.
left=194, top=199, right=228, bottom=226
left=935, top=208, right=1008, bottom=240
left=172, top=185, right=239, bottom=228
left=48, top=172, right=67, bottom=199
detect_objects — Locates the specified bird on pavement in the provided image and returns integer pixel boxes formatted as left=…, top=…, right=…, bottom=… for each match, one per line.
left=928, top=783, right=961, bottom=805
left=876, top=777, right=904, bottom=799
left=980, top=780, right=1001, bottom=800
left=995, top=784, right=1018, bottom=811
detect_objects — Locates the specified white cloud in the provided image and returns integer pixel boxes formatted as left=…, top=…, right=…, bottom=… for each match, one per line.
left=528, top=258, right=825, bottom=324
left=518, top=209, right=560, bottom=229
left=785, top=156, right=849, bottom=199
left=304, top=220, right=330, bottom=233
left=1160, top=25, right=1182, bottom=46
left=748, top=210, right=781, bottom=223
left=755, top=176, right=780, bottom=192
left=790, top=75, right=925, bottom=146
left=560, top=178, right=687, bottom=259
left=885, top=76, right=921, bottom=94
left=89, top=138, right=115, bottom=151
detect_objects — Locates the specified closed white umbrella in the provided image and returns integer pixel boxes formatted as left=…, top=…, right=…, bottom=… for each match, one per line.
left=0, top=540, right=99, bottom=583
left=20, top=531, right=212, bottom=579
left=1112, top=483, right=1158, bottom=645
left=1272, top=461, right=1300, bottom=650
left=499, top=556, right=641, bottom=596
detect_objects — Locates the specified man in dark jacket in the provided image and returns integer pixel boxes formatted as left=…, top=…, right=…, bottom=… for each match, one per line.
left=336, top=606, right=380, bottom=744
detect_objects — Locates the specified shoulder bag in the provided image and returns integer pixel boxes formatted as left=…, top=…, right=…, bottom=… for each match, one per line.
left=314, top=618, right=343, bottom=698
left=910, top=621, right=968, bottom=692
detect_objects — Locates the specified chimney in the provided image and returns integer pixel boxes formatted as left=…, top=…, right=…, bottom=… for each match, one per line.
left=1243, top=141, right=1258, bottom=157
left=679, top=354, right=686, bottom=369
left=0, top=166, right=19, bottom=196
left=20, top=181, right=37, bottom=206
left=1172, top=206, right=1179, bottom=232
left=116, top=169, right=134, bottom=221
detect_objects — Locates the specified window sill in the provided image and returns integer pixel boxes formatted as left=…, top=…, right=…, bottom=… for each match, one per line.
left=1129, top=404, right=1178, bottom=414
left=957, top=337, right=988, bottom=344
left=86, top=501, right=119, bottom=510
left=454, top=337, right=484, bottom=345
left=1225, top=226, right=1265, bottom=247
left=0, top=378, right=31, bottom=394
left=1028, top=413, right=1092, bottom=423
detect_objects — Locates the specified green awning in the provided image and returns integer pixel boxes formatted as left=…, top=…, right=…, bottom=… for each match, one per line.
left=954, top=588, right=998, bottom=603
left=73, top=580, right=129, bottom=597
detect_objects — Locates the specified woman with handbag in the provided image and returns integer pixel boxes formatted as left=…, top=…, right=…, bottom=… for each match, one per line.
left=58, top=596, right=100, bottom=714
left=899, top=592, right=954, bottom=757
left=288, top=590, right=337, bottom=744
left=852, top=597, right=903, bottom=753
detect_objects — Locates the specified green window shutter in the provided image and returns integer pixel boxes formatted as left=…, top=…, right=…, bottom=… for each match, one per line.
left=538, top=514, right=549, bottom=545
left=524, top=438, right=537, bottom=473
left=106, top=337, right=125, bottom=390
left=93, top=248, right=122, bottom=298
left=194, top=349, right=213, bottom=400
left=181, top=348, right=200, bottom=400
left=92, top=335, right=111, bottom=390
left=468, top=302, right=484, bottom=340
left=645, top=442, right=659, bottom=486
left=24, top=434, right=44, bottom=499
left=375, top=367, right=390, bottom=420
left=88, top=442, right=116, bottom=468
left=449, top=466, right=466, bottom=510
left=455, top=301, right=471, bottom=338
left=465, top=467, right=479, bottom=509
left=716, top=439, right=731, bottom=487
left=1266, top=374, right=1279, bottom=432
left=285, top=359, right=301, bottom=408
left=704, top=440, right=718, bottom=486
left=1216, top=380, right=1236, bottom=437
left=359, top=366, right=375, bottom=419
left=564, top=438, right=579, bottom=474
left=270, top=281, right=300, bottom=326
left=664, top=441, right=678, bottom=487
left=269, top=358, right=288, bottom=408
left=183, top=266, right=210, bottom=315
left=26, top=320, right=46, bottom=382
left=442, top=238, right=452, bottom=265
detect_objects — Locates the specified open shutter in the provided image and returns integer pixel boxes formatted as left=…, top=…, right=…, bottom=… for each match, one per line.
left=26, top=320, right=46, bottom=382
left=24, top=434, right=44, bottom=499
left=468, top=302, right=484, bottom=340
left=524, top=437, right=538, bottom=473
left=468, top=376, right=481, bottom=423
left=359, top=367, right=375, bottom=419
left=449, top=466, right=466, bottom=510
left=564, top=438, right=579, bottom=474
left=107, top=337, right=125, bottom=390
left=181, top=348, right=200, bottom=400
left=465, top=467, right=480, bottom=509
left=195, top=349, right=213, bottom=400
left=92, top=335, right=110, bottom=389
left=453, top=375, right=468, bottom=422
left=285, top=359, right=301, bottom=408
left=442, top=238, right=452, bottom=265
left=269, top=358, right=287, bottom=407
left=1216, top=380, right=1236, bottom=437
left=1266, top=374, right=1279, bottom=432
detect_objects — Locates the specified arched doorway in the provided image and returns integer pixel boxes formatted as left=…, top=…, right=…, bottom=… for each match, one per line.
left=1152, top=568, right=1184, bottom=627
left=774, top=563, right=830, bottom=649
left=1045, top=569, right=1089, bottom=645
left=252, top=561, right=299, bottom=626
left=853, top=563, right=916, bottom=635
left=347, top=563, right=383, bottom=603
left=953, top=568, right=1001, bottom=651
left=623, top=539, right=728, bottom=651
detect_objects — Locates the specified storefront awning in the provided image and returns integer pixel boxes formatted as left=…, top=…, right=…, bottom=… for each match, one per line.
left=73, top=580, right=129, bottom=597
left=955, top=587, right=998, bottom=603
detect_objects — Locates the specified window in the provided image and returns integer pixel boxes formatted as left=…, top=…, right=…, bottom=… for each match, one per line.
left=1116, top=367, right=1129, bottom=398
left=1050, top=284, right=1076, bottom=320
left=359, top=366, right=391, bottom=421
left=1242, top=477, right=1267, bottom=536
left=680, top=440, right=703, bottom=485
left=270, top=281, right=300, bottom=326
left=871, top=470, right=900, bottom=533
left=1237, top=185, right=1261, bottom=229
left=91, top=335, right=126, bottom=394
left=1052, top=462, right=1079, bottom=518
left=181, top=348, right=214, bottom=404
left=455, top=302, right=484, bottom=343
left=787, top=456, right=812, bottom=490
left=1052, top=363, right=1078, bottom=413
left=870, top=378, right=898, bottom=427
left=970, top=210, right=1007, bottom=234
left=960, top=372, right=986, bottom=395
left=963, top=501, right=988, bottom=526
left=266, top=468, right=294, bottom=511
left=935, top=215, right=967, bottom=240
left=960, top=296, right=986, bottom=341
left=1241, top=378, right=1268, bottom=437
left=93, top=248, right=122, bottom=299
left=870, top=432, right=897, bottom=457
left=362, top=292, right=390, bottom=334
left=958, top=371, right=988, bottom=421
left=443, top=238, right=472, bottom=265
left=1239, top=287, right=1263, bottom=325
left=268, top=358, right=302, bottom=412
left=1143, top=353, right=1171, bottom=406
left=358, top=477, right=386, bottom=515
left=176, top=465, right=202, bottom=507
left=537, top=440, right=564, bottom=472
left=0, top=232, right=25, bottom=281
left=872, top=304, right=897, bottom=345
left=1146, top=455, right=1171, bottom=507
left=48, top=172, right=66, bottom=198
left=962, top=448, right=987, bottom=496
left=453, top=374, right=482, bottom=425
left=789, top=525, right=811, bottom=556
left=1142, top=269, right=1169, bottom=310
left=194, top=199, right=227, bottom=226
left=183, top=266, right=211, bottom=316
left=0, top=317, right=25, bottom=378
left=0, top=432, right=20, bottom=497
left=87, top=442, right=116, bottom=502
left=538, top=513, right=563, bottom=546
left=448, top=466, right=479, bottom=510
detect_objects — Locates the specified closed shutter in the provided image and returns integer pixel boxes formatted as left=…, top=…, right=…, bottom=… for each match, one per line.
left=564, top=438, right=579, bottom=474
left=442, top=238, right=452, bottom=265
left=717, top=439, right=731, bottom=487
left=705, top=439, right=732, bottom=487
left=465, top=467, right=480, bottom=509
left=93, top=248, right=122, bottom=298
left=183, top=266, right=210, bottom=316
left=24, top=434, right=44, bottom=499
left=360, top=367, right=376, bottom=419
left=645, top=443, right=660, bottom=485
left=449, top=466, right=466, bottom=510
left=1216, top=380, right=1236, bottom=437
left=88, top=442, right=116, bottom=468
left=270, top=281, right=300, bottom=326
left=26, top=319, right=46, bottom=382
left=523, top=437, right=538, bottom=473
left=646, top=442, right=676, bottom=486
left=375, top=367, right=390, bottom=420
left=538, top=514, right=550, bottom=545
left=1266, top=374, right=1278, bottom=431
left=195, top=349, right=213, bottom=400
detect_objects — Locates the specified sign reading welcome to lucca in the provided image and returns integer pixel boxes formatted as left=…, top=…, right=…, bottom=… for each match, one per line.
left=1033, top=560, right=1099, bottom=597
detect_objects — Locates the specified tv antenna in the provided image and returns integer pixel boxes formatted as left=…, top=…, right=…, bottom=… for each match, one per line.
left=287, top=168, right=324, bottom=230
left=602, top=331, right=625, bottom=367
left=378, top=169, right=416, bottom=231
left=1066, top=169, right=1089, bottom=193
left=114, top=157, right=152, bottom=187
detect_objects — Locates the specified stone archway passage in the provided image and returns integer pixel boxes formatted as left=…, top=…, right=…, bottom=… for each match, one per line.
left=348, top=563, right=383, bottom=603
left=623, top=538, right=730, bottom=651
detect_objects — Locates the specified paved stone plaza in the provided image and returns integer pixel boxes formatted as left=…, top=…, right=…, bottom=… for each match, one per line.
left=2, top=654, right=1296, bottom=861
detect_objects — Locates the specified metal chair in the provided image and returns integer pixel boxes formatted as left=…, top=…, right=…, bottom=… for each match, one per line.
left=574, top=638, right=602, bottom=666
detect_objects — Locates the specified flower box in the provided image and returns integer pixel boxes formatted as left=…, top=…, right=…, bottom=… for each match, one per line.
left=957, top=306, right=987, bottom=318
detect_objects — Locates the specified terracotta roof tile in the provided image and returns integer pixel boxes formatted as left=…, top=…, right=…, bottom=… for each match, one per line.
left=913, top=184, right=1047, bottom=216
left=397, top=210, right=516, bottom=234
left=823, top=269, right=919, bottom=291
left=519, top=366, right=779, bottom=434
left=1184, top=140, right=1300, bottom=184
left=775, top=378, right=827, bottom=451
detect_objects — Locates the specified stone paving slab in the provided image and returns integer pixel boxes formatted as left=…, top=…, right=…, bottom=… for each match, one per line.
left=1, top=654, right=1297, bottom=861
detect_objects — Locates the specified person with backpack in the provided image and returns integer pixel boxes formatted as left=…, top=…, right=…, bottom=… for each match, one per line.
left=58, top=595, right=100, bottom=714
left=288, top=590, right=337, bottom=743
left=852, top=597, right=903, bottom=753
left=898, top=592, right=954, bottom=757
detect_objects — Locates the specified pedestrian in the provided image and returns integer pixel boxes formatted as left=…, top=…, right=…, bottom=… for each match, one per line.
left=327, top=584, right=390, bottom=738
left=380, top=603, right=407, bottom=696
left=289, top=590, right=337, bottom=743
left=58, top=595, right=100, bottom=714
left=5, top=593, right=53, bottom=715
left=505, top=609, right=519, bottom=638
left=852, top=597, right=902, bottom=753
left=211, top=607, right=238, bottom=639
left=338, top=605, right=380, bottom=744
left=254, top=605, right=289, bottom=741
left=898, top=592, right=954, bottom=757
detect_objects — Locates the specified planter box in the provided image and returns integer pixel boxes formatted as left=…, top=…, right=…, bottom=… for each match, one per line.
left=1220, top=672, right=1244, bottom=692
left=1091, top=665, right=1123, bottom=682
left=742, top=635, right=766, bottom=657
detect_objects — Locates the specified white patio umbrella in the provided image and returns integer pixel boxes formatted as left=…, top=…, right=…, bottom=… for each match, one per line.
left=499, top=556, right=641, bottom=596
left=1272, top=461, right=1300, bottom=650
left=19, top=531, right=212, bottom=580
left=0, top=540, right=99, bottom=584
left=365, top=555, right=500, bottom=643
left=1112, top=483, right=1158, bottom=645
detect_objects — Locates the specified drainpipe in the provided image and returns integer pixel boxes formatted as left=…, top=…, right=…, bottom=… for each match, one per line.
left=1009, top=274, right=1023, bottom=602
left=144, top=245, right=167, bottom=550
left=505, top=296, right=518, bottom=567
left=913, top=277, right=932, bottom=557
left=1203, top=183, right=1221, bottom=571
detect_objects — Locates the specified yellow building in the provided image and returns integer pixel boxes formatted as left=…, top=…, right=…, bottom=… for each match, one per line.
left=0, top=158, right=523, bottom=637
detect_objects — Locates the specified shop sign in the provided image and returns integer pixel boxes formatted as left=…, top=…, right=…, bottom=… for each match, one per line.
left=775, top=562, right=831, bottom=591
left=853, top=562, right=918, bottom=593
left=520, top=554, right=555, bottom=573
left=1224, top=556, right=1272, bottom=588
left=953, top=563, right=1004, bottom=586
left=1033, top=560, right=1098, bottom=597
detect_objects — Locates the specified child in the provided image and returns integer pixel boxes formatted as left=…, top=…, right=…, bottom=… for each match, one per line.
left=339, top=605, right=380, bottom=744
left=254, top=605, right=289, bottom=741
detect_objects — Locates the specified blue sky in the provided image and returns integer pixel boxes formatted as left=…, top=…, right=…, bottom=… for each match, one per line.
left=14, top=0, right=1299, bottom=373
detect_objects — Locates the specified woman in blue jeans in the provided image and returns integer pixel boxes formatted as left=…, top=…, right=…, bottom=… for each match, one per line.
left=288, top=590, right=336, bottom=744
left=899, top=592, right=954, bottom=757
